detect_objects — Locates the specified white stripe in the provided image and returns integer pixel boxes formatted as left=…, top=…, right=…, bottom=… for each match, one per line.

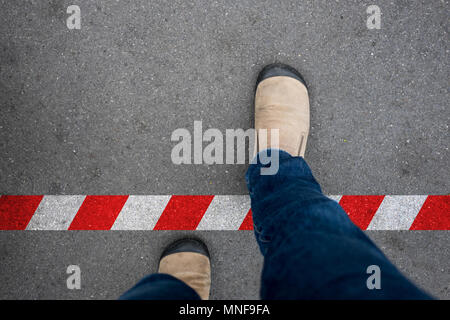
left=367, top=195, right=427, bottom=230
left=197, top=195, right=251, bottom=230
left=111, top=195, right=171, bottom=230
left=26, top=195, right=85, bottom=230
left=327, top=195, right=342, bottom=203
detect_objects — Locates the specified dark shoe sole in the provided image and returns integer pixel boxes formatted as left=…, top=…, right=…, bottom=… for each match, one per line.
left=160, top=238, right=210, bottom=260
left=256, top=63, right=307, bottom=90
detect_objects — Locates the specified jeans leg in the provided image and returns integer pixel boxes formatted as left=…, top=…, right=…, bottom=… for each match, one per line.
left=246, top=149, right=432, bottom=300
left=119, top=273, right=201, bottom=300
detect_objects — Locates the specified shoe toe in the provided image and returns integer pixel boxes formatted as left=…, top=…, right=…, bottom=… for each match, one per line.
left=256, top=63, right=307, bottom=89
left=160, top=238, right=210, bottom=260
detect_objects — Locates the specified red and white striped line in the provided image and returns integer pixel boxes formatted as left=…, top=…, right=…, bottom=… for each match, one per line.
left=0, top=195, right=448, bottom=230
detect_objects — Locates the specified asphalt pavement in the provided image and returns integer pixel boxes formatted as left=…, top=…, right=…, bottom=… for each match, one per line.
left=0, top=0, right=448, bottom=299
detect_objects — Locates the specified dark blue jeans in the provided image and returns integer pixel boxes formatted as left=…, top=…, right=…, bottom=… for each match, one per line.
left=120, top=150, right=431, bottom=300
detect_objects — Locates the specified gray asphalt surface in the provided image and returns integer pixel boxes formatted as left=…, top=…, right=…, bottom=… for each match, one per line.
left=0, top=0, right=449, bottom=299
left=0, top=231, right=448, bottom=299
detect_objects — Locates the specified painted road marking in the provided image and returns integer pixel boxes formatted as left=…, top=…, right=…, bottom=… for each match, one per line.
left=339, top=195, right=385, bottom=230
left=0, top=196, right=43, bottom=230
left=0, top=195, right=448, bottom=230
left=197, top=195, right=251, bottom=230
left=410, top=196, right=450, bottom=230
left=26, top=195, right=85, bottom=230
left=328, top=195, right=342, bottom=203
left=367, top=195, right=428, bottom=230
left=153, top=195, right=214, bottom=230
left=112, top=195, right=171, bottom=230
left=68, top=196, right=129, bottom=230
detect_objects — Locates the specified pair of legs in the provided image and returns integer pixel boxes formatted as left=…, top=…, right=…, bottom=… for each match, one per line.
left=120, top=64, right=431, bottom=300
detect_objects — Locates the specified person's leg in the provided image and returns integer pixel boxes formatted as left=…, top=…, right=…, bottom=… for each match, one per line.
left=119, top=238, right=210, bottom=300
left=248, top=63, right=432, bottom=299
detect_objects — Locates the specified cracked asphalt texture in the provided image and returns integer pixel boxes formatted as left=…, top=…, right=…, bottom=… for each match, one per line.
left=0, top=0, right=449, bottom=299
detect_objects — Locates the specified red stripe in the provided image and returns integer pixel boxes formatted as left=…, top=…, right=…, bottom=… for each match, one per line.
left=0, top=195, right=43, bottom=230
left=68, top=196, right=128, bottom=230
left=153, top=195, right=214, bottom=230
left=409, top=196, right=450, bottom=230
left=339, top=195, right=385, bottom=230
left=239, top=209, right=254, bottom=230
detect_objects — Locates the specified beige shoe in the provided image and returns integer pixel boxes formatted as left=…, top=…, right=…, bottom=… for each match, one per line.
left=255, top=63, right=310, bottom=157
left=158, top=238, right=211, bottom=300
